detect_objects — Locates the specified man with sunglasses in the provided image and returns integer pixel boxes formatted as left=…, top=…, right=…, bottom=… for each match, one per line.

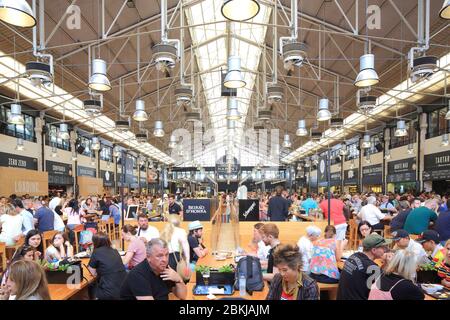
left=337, top=234, right=392, bottom=300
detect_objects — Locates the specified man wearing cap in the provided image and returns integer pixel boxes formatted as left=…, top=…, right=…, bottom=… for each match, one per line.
left=417, top=230, right=445, bottom=267
left=391, top=229, right=428, bottom=266
left=187, top=220, right=208, bottom=270
left=337, top=234, right=391, bottom=300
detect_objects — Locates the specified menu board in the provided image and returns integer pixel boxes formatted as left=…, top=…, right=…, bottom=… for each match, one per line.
left=423, top=151, right=450, bottom=180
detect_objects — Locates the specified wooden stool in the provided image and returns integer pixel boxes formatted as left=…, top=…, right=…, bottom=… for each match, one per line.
left=42, top=230, right=58, bottom=255
left=0, top=242, right=6, bottom=273
left=383, top=225, right=392, bottom=239
left=98, top=220, right=107, bottom=234
left=72, top=225, right=84, bottom=254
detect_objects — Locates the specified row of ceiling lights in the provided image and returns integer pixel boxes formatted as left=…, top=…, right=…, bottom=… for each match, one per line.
left=1, top=0, right=450, bottom=160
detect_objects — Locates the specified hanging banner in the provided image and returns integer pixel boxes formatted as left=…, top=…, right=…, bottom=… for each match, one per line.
left=344, top=168, right=359, bottom=185
left=183, top=199, right=211, bottom=221
left=0, top=152, right=37, bottom=170
left=101, top=170, right=114, bottom=187
left=318, top=155, right=328, bottom=187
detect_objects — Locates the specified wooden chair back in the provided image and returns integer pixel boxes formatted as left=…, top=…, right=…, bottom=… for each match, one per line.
left=106, top=218, right=116, bottom=241
left=348, top=219, right=359, bottom=250
left=72, top=225, right=84, bottom=254
left=0, top=242, right=6, bottom=272
left=42, top=230, right=58, bottom=254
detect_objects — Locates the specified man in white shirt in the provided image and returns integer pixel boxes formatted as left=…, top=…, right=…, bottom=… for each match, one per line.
left=297, top=225, right=321, bottom=273
left=391, top=229, right=429, bottom=266
left=357, top=196, right=392, bottom=229
left=12, top=199, right=34, bottom=236
left=136, top=214, right=159, bottom=243
left=48, top=193, right=62, bottom=211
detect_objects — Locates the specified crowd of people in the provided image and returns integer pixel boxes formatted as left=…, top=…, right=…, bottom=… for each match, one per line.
left=0, top=186, right=449, bottom=300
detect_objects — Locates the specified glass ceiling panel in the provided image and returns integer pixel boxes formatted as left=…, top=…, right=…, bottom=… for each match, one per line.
left=185, top=0, right=272, bottom=166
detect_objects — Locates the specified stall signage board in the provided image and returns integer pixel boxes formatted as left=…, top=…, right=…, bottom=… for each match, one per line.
left=387, top=158, right=416, bottom=183
left=238, top=199, right=260, bottom=221
left=330, top=171, right=342, bottom=186
left=101, top=170, right=115, bottom=187
left=0, top=152, right=37, bottom=170
left=183, top=199, right=211, bottom=221
left=77, top=166, right=96, bottom=178
left=362, top=164, right=383, bottom=185
left=423, top=151, right=450, bottom=180
left=46, top=161, right=73, bottom=185
left=344, top=169, right=359, bottom=185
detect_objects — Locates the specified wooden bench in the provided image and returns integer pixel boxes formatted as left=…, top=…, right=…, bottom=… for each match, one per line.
left=0, top=242, right=6, bottom=272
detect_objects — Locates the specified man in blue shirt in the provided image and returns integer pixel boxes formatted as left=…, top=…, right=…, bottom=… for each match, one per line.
left=435, top=199, right=450, bottom=245
left=33, top=200, right=54, bottom=233
left=301, top=193, right=318, bottom=214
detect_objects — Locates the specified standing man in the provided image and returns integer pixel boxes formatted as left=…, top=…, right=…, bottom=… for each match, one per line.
left=168, top=194, right=183, bottom=219
left=320, top=194, right=347, bottom=240
left=267, top=186, right=289, bottom=221
left=33, top=200, right=54, bottom=233
left=12, top=199, right=33, bottom=237
left=48, top=192, right=62, bottom=211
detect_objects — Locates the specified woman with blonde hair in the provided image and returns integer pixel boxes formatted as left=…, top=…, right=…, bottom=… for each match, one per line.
left=0, top=203, right=24, bottom=246
left=368, top=249, right=424, bottom=300
left=0, top=260, right=50, bottom=300
left=160, top=214, right=190, bottom=271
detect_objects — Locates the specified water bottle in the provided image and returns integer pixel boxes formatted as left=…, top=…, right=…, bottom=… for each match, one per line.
left=239, top=273, right=246, bottom=296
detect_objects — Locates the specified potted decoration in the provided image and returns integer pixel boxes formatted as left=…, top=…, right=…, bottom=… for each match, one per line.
left=195, top=265, right=235, bottom=285
left=417, top=263, right=441, bottom=284
left=41, top=259, right=84, bottom=284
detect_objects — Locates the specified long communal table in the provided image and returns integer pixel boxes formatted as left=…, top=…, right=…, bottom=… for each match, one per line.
left=48, top=258, right=96, bottom=300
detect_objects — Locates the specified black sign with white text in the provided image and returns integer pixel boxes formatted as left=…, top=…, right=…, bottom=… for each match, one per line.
left=362, top=164, right=383, bottom=185
left=387, top=158, right=416, bottom=183
left=423, top=151, right=450, bottom=180
left=101, top=170, right=114, bottom=187
left=344, top=168, right=359, bottom=185
left=183, top=199, right=211, bottom=221
left=330, top=171, right=342, bottom=186
left=77, top=166, right=96, bottom=177
left=0, top=152, right=37, bottom=170
left=238, top=199, right=260, bottom=221
left=46, top=161, right=73, bottom=185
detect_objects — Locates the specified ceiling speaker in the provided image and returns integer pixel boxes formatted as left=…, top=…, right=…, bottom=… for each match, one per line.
left=76, top=145, right=85, bottom=154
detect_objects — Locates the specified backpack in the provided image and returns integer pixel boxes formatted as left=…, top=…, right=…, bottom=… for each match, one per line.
left=234, top=256, right=264, bottom=292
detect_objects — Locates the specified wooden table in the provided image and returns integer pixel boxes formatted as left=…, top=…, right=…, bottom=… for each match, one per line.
left=48, top=258, right=96, bottom=300
left=297, top=214, right=320, bottom=222
left=174, top=253, right=269, bottom=300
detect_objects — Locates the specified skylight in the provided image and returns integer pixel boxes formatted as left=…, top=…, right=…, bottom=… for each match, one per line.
left=185, top=0, right=272, bottom=166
